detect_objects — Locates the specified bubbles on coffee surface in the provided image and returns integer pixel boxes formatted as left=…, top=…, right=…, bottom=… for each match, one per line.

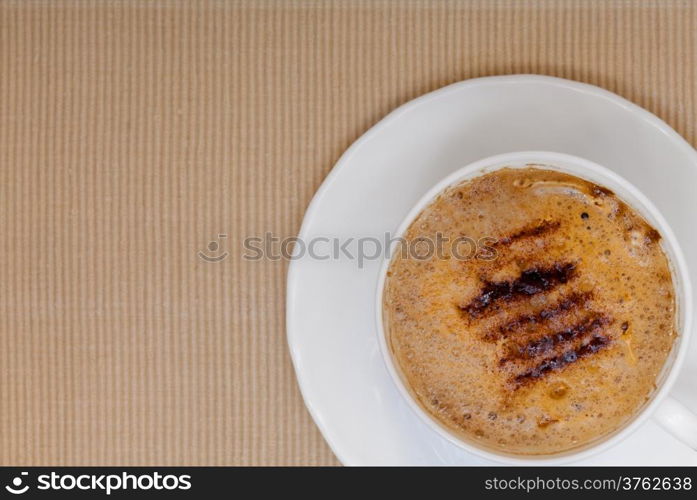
left=383, top=167, right=676, bottom=455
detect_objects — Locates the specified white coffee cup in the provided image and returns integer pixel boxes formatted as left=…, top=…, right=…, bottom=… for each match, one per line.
left=375, top=151, right=697, bottom=464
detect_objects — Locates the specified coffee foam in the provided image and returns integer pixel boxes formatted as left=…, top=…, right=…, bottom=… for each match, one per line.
left=383, top=167, right=676, bottom=455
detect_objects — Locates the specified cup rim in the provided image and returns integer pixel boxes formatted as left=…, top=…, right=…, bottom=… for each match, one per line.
left=374, top=150, right=694, bottom=465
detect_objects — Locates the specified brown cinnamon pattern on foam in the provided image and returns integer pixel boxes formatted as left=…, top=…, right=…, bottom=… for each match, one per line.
left=512, top=334, right=612, bottom=388
left=487, top=291, right=593, bottom=341
left=460, top=262, right=576, bottom=318
left=461, top=262, right=612, bottom=388
left=494, top=219, right=561, bottom=247
left=500, top=315, right=611, bottom=364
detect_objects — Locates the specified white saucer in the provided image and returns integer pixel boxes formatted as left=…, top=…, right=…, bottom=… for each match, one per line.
left=287, top=75, right=697, bottom=465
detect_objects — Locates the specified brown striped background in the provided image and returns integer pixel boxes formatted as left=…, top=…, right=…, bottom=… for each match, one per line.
left=0, top=0, right=695, bottom=466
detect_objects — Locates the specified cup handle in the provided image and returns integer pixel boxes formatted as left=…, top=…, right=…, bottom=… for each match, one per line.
left=653, top=395, right=697, bottom=450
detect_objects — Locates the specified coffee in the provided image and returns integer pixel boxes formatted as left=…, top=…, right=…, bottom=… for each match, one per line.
left=382, top=167, right=677, bottom=455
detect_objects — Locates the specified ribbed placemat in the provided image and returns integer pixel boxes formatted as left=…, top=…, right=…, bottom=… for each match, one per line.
left=1, top=0, right=695, bottom=465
